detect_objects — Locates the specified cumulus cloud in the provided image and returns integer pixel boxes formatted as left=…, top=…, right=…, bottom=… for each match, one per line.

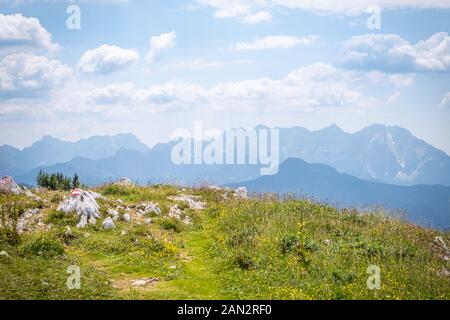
left=77, top=44, right=140, bottom=74
left=196, top=0, right=273, bottom=24
left=80, top=63, right=375, bottom=112
left=231, top=35, right=317, bottom=51
left=439, top=92, right=450, bottom=108
left=339, top=32, right=450, bottom=73
left=0, top=13, right=59, bottom=54
left=146, top=31, right=176, bottom=64
left=196, top=0, right=450, bottom=18
left=242, top=11, right=272, bottom=24
left=0, top=53, right=72, bottom=98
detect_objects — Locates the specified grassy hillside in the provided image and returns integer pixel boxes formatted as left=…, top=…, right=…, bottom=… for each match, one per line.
left=0, top=185, right=449, bottom=300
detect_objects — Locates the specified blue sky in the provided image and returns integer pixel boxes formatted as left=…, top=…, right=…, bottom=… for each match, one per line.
left=0, top=0, right=449, bottom=154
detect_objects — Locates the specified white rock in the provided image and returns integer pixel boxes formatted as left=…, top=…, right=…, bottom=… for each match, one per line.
left=169, top=195, right=205, bottom=210
left=234, top=187, right=248, bottom=199
left=0, top=176, right=22, bottom=195
left=324, top=239, right=332, bottom=246
left=123, top=213, right=131, bottom=223
left=77, top=215, right=88, bottom=229
left=143, top=202, right=162, bottom=215
left=144, top=218, right=153, bottom=225
left=58, top=189, right=101, bottom=228
left=103, top=217, right=115, bottom=230
left=107, top=208, right=119, bottom=221
left=131, top=278, right=159, bottom=287
left=168, top=205, right=183, bottom=220
left=131, top=280, right=147, bottom=287
left=88, top=217, right=97, bottom=225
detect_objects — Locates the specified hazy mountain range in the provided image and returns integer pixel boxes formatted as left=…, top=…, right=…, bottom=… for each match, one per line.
left=1, top=124, right=449, bottom=228
left=228, top=158, right=450, bottom=229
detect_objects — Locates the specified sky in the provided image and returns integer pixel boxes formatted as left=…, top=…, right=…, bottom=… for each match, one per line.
left=0, top=0, right=449, bottom=153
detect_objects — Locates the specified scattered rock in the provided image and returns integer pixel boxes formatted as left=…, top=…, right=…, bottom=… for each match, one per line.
left=169, top=265, right=177, bottom=270
left=234, top=187, right=248, bottom=200
left=17, top=208, right=43, bottom=234
left=103, top=217, right=115, bottom=230
left=57, top=189, right=101, bottom=228
left=144, top=218, right=153, bottom=225
left=169, top=194, right=205, bottom=210
left=0, top=176, right=22, bottom=195
left=324, top=239, right=332, bottom=246
left=167, top=205, right=191, bottom=225
left=121, top=231, right=127, bottom=236
left=24, top=189, right=42, bottom=201
left=168, top=205, right=183, bottom=220
left=107, top=208, right=119, bottom=221
left=130, top=277, right=159, bottom=287
left=117, top=199, right=123, bottom=204
left=123, top=213, right=131, bottom=223
left=142, top=202, right=162, bottom=215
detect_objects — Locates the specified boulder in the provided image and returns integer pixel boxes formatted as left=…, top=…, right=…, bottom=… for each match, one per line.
left=58, top=189, right=101, bottom=228
left=0, top=176, right=22, bottom=195
left=103, top=217, right=115, bottom=230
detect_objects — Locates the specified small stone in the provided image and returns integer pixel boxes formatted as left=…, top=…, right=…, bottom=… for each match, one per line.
left=107, top=208, right=119, bottom=221
left=123, top=213, right=131, bottom=222
left=144, top=218, right=152, bottom=225
left=102, top=217, right=115, bottom=230
left=121, top=231, right=127, bottom=236
left=169, top=265, right=177, bottom=269
left=324, top=239, right=332, bottom=245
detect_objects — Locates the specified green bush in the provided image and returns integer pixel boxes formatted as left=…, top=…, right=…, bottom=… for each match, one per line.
left=158, top=217, right=183, bottom=233
left=20, top=234, right=65, bottom=258
left=45, top=210, right=78, bottom=227
left=280, top=234, right=301, bottom=254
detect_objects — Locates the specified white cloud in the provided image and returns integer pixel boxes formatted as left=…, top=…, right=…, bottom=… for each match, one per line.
left=196, top=0, right=450, bottom=20
left=0, top=53, right=72, bottom=98
left=439, top=91, right=450, bottom=108
left=0, top=13, right=59, bottom=54
left=231, top=35, right=317, bottom=51
left=79, top=63, right=375, bottom=113
left=146, top=31, right=176, bottom=64
left=242, top=11, right=272, bottom=24
left=164, top=59, right=224, bottom=71
left=339, top=32, right=450, bottom=73
left=77, top=44, right=140, bottom=74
